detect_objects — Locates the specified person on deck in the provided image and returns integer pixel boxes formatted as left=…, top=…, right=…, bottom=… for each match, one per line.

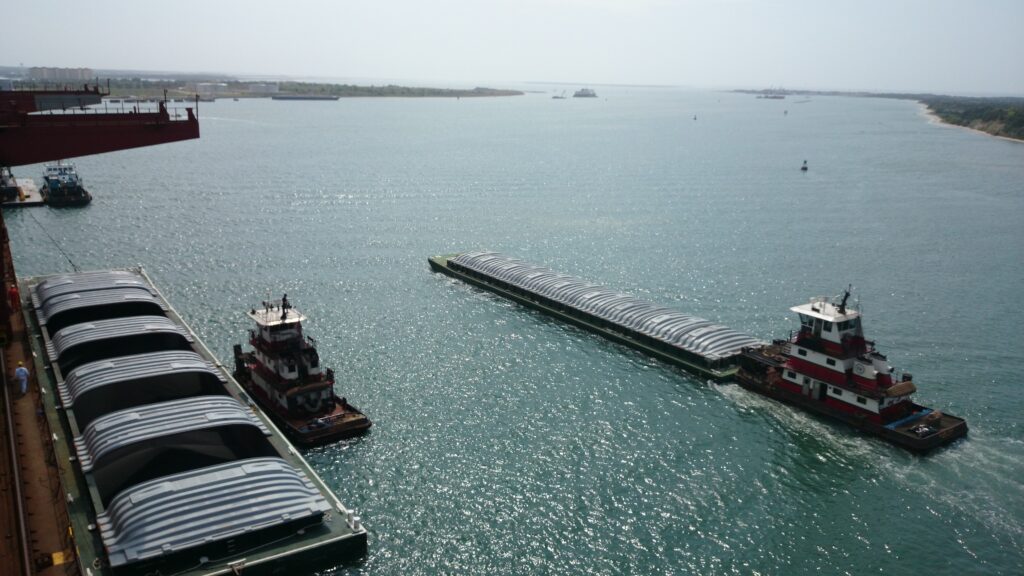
left=7, top=284, right=19, bottom=312
left=14, top=361, right=29, bottom=396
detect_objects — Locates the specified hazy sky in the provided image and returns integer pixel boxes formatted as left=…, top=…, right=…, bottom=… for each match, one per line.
left=4, top=0, right=1023, bottom=94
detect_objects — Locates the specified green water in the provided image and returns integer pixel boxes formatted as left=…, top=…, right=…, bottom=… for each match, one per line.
left=6, top=88, right=1024, bottom=574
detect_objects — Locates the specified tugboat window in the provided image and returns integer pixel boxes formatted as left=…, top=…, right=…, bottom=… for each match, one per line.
left=832, top=387, right=842, bottom=396
left=787, top=371, right=796, bottom=378
left=824, top=321, right=833, bottom=332
left=826, top=358, right=836, bottom=366
left=797, top=348, right=807, bottom=356
left=856, top=396, right=867, bottom=405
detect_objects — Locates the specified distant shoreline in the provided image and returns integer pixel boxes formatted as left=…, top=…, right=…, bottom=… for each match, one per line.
left=734, top=89, right=1024, bottom=144
left=10, top=76, right=524, bottom=100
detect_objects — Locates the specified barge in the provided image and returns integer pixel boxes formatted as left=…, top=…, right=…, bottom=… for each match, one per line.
left=429, top=252, right=967, bottom=452
left=271, top=94, right=341, bottom=101
left=429, top=252, right=763, bottom=381
left=233, top=296, right=372, bottom=446
left=22, top=268, right=367, bottom=575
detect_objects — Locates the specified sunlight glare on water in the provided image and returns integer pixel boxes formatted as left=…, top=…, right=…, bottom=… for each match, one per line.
left=7, top=88, right=1024, bottom=574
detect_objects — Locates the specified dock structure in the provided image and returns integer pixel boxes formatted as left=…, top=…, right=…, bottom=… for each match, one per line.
left=429, top=251, right=763, bottom=381
left=20, top=268, right=367, bottom=575
left=0, top=178, right=44, bottom=207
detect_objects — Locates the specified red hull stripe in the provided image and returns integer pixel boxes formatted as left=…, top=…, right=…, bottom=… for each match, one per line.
left=880, top=403, right=911, bottom=422
left=852, top=374, right=879, bottom=389
left=794, top=335, right=850, bottom=357
left=776, top=380, right=803, bottom=395
left=824, top=397, right=881, bottom=423
left=785, top=357, right=847, bottom=386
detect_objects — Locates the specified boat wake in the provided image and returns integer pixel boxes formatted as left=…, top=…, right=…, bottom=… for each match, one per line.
left=881, top=436, right=1024, bottom=553
left=713, top=382, right=1023, bottom=559
left=710, top=381, right=880, bottom=459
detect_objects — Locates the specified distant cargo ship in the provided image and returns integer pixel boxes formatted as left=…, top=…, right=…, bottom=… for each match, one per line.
left=573, top=88, right=597, bottom=98
left=271, top=94, right=341, bottom=101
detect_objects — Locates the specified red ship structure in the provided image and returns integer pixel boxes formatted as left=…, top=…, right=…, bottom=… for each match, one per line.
left=0, top=84, right=199, bottom=168
left=736, top=290, right=967, bottom=451
left=233, top=295, right=371, bottom=446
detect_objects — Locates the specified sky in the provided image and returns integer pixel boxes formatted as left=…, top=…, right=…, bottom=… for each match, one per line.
left=4, top=0, right=1023, bottom=95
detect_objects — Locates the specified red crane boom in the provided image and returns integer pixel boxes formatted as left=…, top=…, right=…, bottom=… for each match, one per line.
left=0, top=86, right=200, bottom=167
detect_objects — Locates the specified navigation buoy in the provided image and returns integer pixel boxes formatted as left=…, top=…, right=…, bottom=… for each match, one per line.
left=801, top=160, right=808, bottom=172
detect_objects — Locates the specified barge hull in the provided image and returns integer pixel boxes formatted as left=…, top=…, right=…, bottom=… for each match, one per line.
left=429, top=255, right=739, bottom=381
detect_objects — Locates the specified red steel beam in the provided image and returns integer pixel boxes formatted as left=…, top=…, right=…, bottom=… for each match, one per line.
left=0, top=102, right=199, bottom=167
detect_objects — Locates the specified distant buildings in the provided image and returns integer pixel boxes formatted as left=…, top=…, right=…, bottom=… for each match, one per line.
left=248, top=82, right=279, bottom=94
left=29, top=67, right=95, bottom=81
left=194, top=82, right=229, bottom=97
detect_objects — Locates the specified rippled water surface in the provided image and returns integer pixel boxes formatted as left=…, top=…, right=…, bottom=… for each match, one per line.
left=6, top=89, right=1024, bottom=574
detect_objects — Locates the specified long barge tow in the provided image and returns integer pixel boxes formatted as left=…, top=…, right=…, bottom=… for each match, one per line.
left=429, top=251, right=967, bottom=452
left=19, top=267, right=367, bottom=575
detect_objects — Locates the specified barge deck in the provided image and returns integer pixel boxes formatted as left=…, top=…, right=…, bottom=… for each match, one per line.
left=19, top=268, right=367, bottom=575
left=429, top=252, right=762, bottom=381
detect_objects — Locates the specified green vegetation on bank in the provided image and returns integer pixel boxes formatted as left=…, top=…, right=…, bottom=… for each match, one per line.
left=11, top=77, right=523, bottom=100
left=735, top=89, right=1024, bottom=141
left=277, top=81, right=522, bottom=98
left=918, top=96, right=1024, bottom=141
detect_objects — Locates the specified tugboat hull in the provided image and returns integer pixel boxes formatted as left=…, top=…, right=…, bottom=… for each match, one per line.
left=233, top=347, right=371, bottom=448
left=736, top=348, right=967, bottom=453
left=42, top=188, right=92, bottom=207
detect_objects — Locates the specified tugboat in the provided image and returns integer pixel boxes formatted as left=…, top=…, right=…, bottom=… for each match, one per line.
left=736, top=290, right=967, bottom=452
left=41, top=161, right=92, bottom=207
left=233, top=295, right=371, bottom=446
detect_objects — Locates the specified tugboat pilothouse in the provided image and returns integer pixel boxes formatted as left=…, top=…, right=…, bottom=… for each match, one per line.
left=233, top=295, right=371, bottom=446
left=736, top=290, right=967, bottom=451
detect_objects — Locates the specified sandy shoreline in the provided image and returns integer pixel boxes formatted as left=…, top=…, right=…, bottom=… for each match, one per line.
left=917, top=102, right=1024, bottom=144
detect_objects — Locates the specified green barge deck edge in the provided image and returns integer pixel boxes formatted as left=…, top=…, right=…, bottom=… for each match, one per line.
left=428, top=255, right=739, bottom=382
left=20, top=269, right=367, bottom=576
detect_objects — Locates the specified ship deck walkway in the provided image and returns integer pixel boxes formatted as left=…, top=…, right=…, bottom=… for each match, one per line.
left=0, top=216, right=70, bottom=576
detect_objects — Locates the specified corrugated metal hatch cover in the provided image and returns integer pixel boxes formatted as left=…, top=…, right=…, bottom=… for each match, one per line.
left=97, top=457, right=331, bottom=567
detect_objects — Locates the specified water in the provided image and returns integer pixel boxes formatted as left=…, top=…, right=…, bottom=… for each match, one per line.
left=6, top=88, right=1024, bottom=575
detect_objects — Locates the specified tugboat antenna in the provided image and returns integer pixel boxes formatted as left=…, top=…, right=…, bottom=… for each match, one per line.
left=839, top=285, right=851, bottom=314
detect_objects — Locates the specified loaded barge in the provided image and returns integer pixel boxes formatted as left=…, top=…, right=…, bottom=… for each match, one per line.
left=21, top=268, right=367, bottom=575
left=429, top=251, right=967, bottom=452
left=429, top=252, right=763, bottom=381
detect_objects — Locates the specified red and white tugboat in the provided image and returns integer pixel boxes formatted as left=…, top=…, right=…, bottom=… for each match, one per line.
left=233, top=295, right=371, bottom=447
left=736, top=290, right=967, bottom=452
